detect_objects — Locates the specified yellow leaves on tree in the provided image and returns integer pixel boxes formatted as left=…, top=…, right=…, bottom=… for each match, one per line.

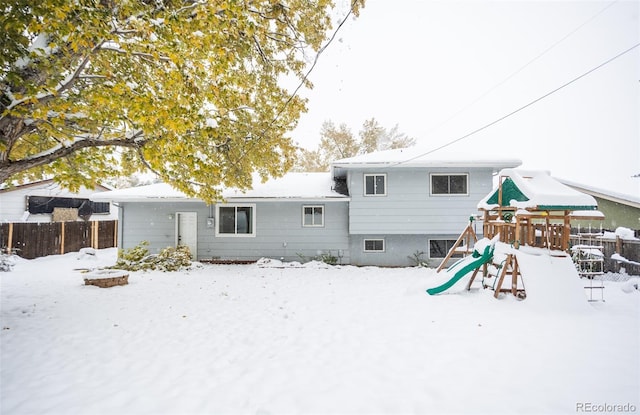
left=0, top=0, right=365, bottom=201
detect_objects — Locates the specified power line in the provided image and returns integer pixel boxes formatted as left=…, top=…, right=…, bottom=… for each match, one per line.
left=269, top=1, right=359, bottom=130
left=424, top=0, right=621, bottom=136
left=396, top=42, right=640, bottom=166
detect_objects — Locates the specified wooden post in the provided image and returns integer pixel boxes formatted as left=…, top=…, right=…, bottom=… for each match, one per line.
left=511, top=256, right=519, bottom=296
left=563, top=211, right=571, bottom=252
left=466, top=267, right=482, bottom=291
left=494, top=254, right=511, bottom=299
left=91, top=221, right=98, bottom=249
left=60, top=222, right=65, bottom=255
left=514, top=216, right=521, bottom=249
left=113, top=220, right=118, bottom=248
left=7, top=223, right=13, bottom=253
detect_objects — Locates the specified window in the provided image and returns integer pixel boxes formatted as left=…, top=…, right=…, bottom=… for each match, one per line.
left=216, top=204, right=255, bottom=236
left=364, top=239, right=385, bottom=252
left=429, top=240, right=463, bottom=258
left=303, top=206, right=324, bottom=227
left=431, top=174, right=468, bottom=195
left=364, top=174, right=386, bottom=196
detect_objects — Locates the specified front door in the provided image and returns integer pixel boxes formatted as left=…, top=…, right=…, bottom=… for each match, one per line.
left=176, top=212, right=198, bottom=260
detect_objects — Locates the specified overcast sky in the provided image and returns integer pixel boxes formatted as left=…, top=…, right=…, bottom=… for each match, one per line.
left=290, top=0, right=639, bottom=197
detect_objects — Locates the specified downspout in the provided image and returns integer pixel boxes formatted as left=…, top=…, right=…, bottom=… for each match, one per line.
left=113, top=202, right=124, bottom=253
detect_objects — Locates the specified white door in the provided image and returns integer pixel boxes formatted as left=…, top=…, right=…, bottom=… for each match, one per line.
left=176, top=212, right=198, bottom=259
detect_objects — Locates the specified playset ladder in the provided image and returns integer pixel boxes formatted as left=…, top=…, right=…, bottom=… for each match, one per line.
left=493, top=254, right=525, bottom=299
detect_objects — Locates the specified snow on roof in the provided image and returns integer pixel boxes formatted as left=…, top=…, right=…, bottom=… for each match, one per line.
left=558, top=178, right=640, bottom=208
left=478, top=169, right=599, bottom=211
left=331, top=146, right=522, bottom=172
left=90, top=172, right=348, bottom=202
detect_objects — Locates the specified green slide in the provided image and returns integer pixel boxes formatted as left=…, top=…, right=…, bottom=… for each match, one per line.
left=426, top=244, right=494, bottom=295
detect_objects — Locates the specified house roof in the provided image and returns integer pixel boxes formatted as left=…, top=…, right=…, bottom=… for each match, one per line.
left=559, top=179, right=640, bottom=209
left=331, top=147, right=522, bottom=174
left=478, top=169, right=599, bottom=211
left=90, top=172, right=349, bottom=202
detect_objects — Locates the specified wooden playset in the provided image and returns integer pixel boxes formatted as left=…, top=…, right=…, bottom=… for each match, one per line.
left=434, top=169, right=604, bottom=298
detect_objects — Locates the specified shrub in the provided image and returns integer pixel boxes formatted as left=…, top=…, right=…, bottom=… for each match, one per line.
left=297, top=251, right=339, bottom=265
left=0, top=248, right=17, bottom=272
left=408, top=250, right=430, bottom=267
left=111, top=241, right=192, bottom=272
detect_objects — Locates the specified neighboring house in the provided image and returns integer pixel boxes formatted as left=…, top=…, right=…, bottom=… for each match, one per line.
left=92, top=148, right=521, bottom=266
left=560, top=179, right=640, bottom=233
left=0, top=180, right=118, bottom=222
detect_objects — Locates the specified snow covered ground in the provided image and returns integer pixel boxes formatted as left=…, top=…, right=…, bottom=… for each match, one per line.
left=1, top=248, right=638, bottom=415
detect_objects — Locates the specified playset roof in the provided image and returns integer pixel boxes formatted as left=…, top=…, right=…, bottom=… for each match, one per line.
left=478, top=169, right=599, bottom=211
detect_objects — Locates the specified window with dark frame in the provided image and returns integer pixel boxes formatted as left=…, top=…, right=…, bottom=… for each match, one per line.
left=431, top=174, right=468, bottom=195
left=364, top=239, right=385, bottom=252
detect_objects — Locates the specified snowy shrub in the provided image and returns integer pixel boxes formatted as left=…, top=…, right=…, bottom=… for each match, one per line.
left=0, top=248, right=17, bottom=272
left=111, top=242, right=192, bottom=272
left=296, top=251, right=338, bottom=265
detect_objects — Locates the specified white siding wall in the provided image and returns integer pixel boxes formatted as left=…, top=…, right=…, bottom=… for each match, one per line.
left=0, top=182, right=117, bottom=222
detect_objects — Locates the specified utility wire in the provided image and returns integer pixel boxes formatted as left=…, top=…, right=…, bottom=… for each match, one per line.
left=396, top=42, right=640, bottom=166
left=425, top=0, right=621, bottom=135
left=268, top=1, right=359, bottom=130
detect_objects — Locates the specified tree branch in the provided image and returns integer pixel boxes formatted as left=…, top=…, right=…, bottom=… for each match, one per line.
left=0, top=131, right=146, bottom=183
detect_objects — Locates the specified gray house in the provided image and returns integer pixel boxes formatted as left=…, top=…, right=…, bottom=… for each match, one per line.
left=92, top=148, right=521, bottom=266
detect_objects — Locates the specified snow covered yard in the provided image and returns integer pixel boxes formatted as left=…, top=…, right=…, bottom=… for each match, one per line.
left=1, top=249, right=638, bottom=415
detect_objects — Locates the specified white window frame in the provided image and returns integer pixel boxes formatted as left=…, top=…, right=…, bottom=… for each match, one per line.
left=302, top=205, right=324, bottom=227
left=364, top=174, right=387, bottom=196
left=430, top=173, right=469, bottom=196
left=215, top=203, right=256, bottom=237
left=363, top=239, right=385, bottom=252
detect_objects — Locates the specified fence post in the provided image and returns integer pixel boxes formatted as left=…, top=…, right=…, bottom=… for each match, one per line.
left=91, top=221, right=97, bottom=248
left=7, top=223, right=13, bottom=252
left=60, top=222, right=65, bottom=255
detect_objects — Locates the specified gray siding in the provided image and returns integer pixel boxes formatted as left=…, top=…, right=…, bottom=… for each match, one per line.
left=347, top=168, right=494, bottom=235
left=349, top=233, right=469, bottom=267
left=349, top=234, right=429, bottom=267
left=119, top=200, right=350, bottom=263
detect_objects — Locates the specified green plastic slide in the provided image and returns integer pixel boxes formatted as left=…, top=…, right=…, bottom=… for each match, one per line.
left=426, top=244, right=494, bottom=295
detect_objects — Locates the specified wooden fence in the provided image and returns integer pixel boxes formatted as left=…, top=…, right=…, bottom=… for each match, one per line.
left=0, top=220, right=118, bottom=259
